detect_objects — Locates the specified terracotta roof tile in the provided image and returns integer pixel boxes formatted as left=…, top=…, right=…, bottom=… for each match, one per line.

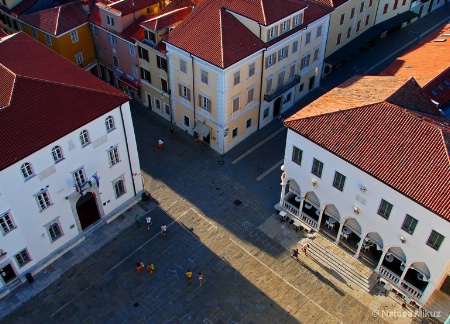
left=141, top=6, right=192, bottom=31
left=108, top=0, right=159, bottom=16
left=0, top=32, right=129, bottom=171
left=284, top=80, right=450, bottom=221
left=424, top=68, right=450, bottom=108
left=20, top=1, right=88, bottom=35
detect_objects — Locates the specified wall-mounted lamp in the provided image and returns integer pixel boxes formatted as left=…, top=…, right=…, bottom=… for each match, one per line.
left=400, top=236, right=406, bottom=244
left=0, top=249, right=7, bottom=257
left=360, top=186, right=367, bottom=193
left=311, top=179, right=318, bottom=188
left=353, top=206, right=360, bottom=215
left=280, top=165, right=285, bottom=171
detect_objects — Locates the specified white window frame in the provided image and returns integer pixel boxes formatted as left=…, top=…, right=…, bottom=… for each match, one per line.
left=233, top=71, right=240, bottom=86
left=52, top=145, right=64, bottom=162
left=80, top=130, right=90, bottom=147
left=112, top=54, right=119, bottom=68
left=45, top=33, right=52, bottom=45
left=105, top=116, right=115, bottom=132
left=106, top=15, right=114, bottom=26
left=31, top=28, right=37, bottom=39
left=73, top=168, right=86, bottom=187
left=269, top=26, right=276, bottom=39
left=232, top=96, right=240, bottom=113
left=248, top=63, right=255, bottom=77
left=305, top=32, right=311, bottom=45
left=154, top=98, right=161, bottom=110
left=36, top=190, right=52, bottom=211
left=45, top=217, right=63, bottom=243
left=247, top=87, right=254, bottom=104
left=75, top=52, right=83, bottom=65
left=316, top=25, right=322, bottom=38
left=15, top=249, right=31, bottom=268
left=164, top=103, right=170, bottom=116
left=113, top=176, right=126, bottom=198
left=21, top=162, right=34, bottom=179
left=292, top=40, right=298, bottom=53
left=0, top=212, right=16, bottom=235
left=70, top=30, right=79, bottom=43
left=180, top=59, right=187, bottom=73
left=266, top=76, right=273, bottom=93
left=132, top=65, right=138, bottom=78
left=91, top=24, right=98, bottom=36
left=199, top=94, right=211, bottom=112
left=108, top=146, right=120, bottom=167
left=108, top=33, right=117, bottom=46
left=266, top=53, right=276, bottom=68
left=201, top=70, right=208, bottom=85
left=129, top=43, right=136, bottom=56
left=183, top=115, right=190, bottom=127
left=279, top=46, right=288, bottom=61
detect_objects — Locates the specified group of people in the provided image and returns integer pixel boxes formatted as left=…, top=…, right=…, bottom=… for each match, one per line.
left=185, top=270, right=204, bottom=286
left=291, top=243, right=310, bottom=260
left=136, top=262, right=155, bottom=275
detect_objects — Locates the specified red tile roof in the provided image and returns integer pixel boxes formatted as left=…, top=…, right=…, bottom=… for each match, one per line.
left=310, top=0, right=347, bottom=8
left=19, top=1, right=89, bottom=35
left=424, top=68, right=450, bottom=109
left=0, top=32, right=129, bottom=171
left=106, top=0, right=159, bottom=16
left=165, top=0, right=331, bottom=68
left=284, top=77, right=450, bottom=221
left=141, top=6, right=192, bottom=31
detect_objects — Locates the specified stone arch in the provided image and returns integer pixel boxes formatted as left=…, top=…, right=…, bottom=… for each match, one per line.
left=343, top=217, right=362, bottom=236
left=323, top=204, right=340, bottom=221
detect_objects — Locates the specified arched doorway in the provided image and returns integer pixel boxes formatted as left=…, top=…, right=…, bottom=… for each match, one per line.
left=76, top=192, right=100, bottom=230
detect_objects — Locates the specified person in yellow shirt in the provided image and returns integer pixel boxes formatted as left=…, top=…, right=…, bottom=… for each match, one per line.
left=185, top=269, right=193, bottom=284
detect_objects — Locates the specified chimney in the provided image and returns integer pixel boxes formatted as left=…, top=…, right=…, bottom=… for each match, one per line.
left=81, top=0, right=90, bottom=13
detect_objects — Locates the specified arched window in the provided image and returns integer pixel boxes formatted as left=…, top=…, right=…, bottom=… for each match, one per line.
left=21, top=162, right=34, bottom=179
left=105, top=116, right=115, bottom=132
left=51, top=146, right=64, bottom=162
left=49, top=223, right=62, bottom=242
left=80, top=130, right=90, bottom=146
left=114, top=180, right=125, bottom=197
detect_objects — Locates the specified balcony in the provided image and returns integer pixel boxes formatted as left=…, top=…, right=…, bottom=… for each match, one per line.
left=379, top=265, right=400, bottom=284
left=264, top=75, right=300, bottom=102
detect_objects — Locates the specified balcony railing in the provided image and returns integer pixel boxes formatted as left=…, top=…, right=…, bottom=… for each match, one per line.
left=282, top=201, right=299, bottom=217
left=264, top=75, right=300, bottom=102
left=379, top=266, right=400, bottom=284
left=401, top=281, right=423, bottom=299
left=300, top=212, right=318, bottom=229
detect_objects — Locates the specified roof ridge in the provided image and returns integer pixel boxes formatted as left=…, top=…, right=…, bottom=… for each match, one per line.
left=219, top=7, right=224, bottom=67
left=55, top=6, right=61, bottom=35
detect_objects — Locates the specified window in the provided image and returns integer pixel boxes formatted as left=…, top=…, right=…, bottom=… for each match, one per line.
left=108, top=33, right=117, bottom=46
left=268, top=26, right=277, bottom=40
left=106, top=15, right=114, bottom=26
left=427, top=230, right=445, bottom=251
left=105, top=116, right=115, bottom=131
left=138, top=46, right=149, bottom=61
left=75, top=52, right=83, bottom=65
left=292, top=40, right=298, bottom=53
left=232, top=96, right=240, bottom=113
left=164, top=104, right=170, bottom=116
left=129, top=44, right=136, bottom=56
left=292, top=146, right=302, bottom=165
left=311, top=158, right=323, bottom=178
left=178, top=84, right=191, bottom=100
left=247, top=88, right=254, bottom=104
left=277, top=70, right=285, bottom=88
left=289, top=63, right=295, bottom=79
left=332, top=172, right=346, bottom=191
left=157, top=56, right=167, bottom=71
left=336, top=33, right=342, bottom=45
left=281, top=19, right=290, bottom=33
left=108, top=146, right=120, bottom=166
left=293, top=13, right=302, bottom=26
left=95, top=46, right=102, bottom=58
left=360, top=2, right=365, bottom=12
left=112, top=55, right=119, bottom=68
left=278, top=46, right=289, bottom=61
left=114, top=179, right=125, bottom=198
left=401, top=215, right=418, bottom=235
left=21, top=162, right=34, bottom=179
left=299, top=83, right=304, bottom=92
left=144, top=29, right=156, bottom=44
left=32, top=28, right=37, bottom=39
left=305, top=32, right=311, bottom=45
left=350, top=8, right=355, bottom=19
left=154, top=98, right=161, bottom=110
left=132, top=65, right=138, bottom=78
left=266, top=77, right=272, bottom=93
left=180, top=59, right=187, bottom=73
left=0, top=212, right=16, bottom=235
left=52, top=146, right=63, bottom=162
left=340, top=14, right=345, bottom=25
left=265, top=53, right=276, bottom=68
left=430, top=89, right=438, bottom=96
left=70, top=30, right=79, bottom=43
left=80, top=130, right=90, bottom=146
left=316, top=25, right=322, bottom=38
left=301, top=54, right=310, bottom=70
left=383, top=4, right=388, bottom=14
left=183, top=115, right=190, bottom=127
left=91, top=24, right=98, bottom=36
left=347, top=27, right=351, bottom=38
left=48, top=223, right=62, bottom=242
left=161, top=79, right=168, bottom=92
left=201, top=70, right=208, bottom=84
left=36, top=190, right=51, bottom=211
left=199, top=94, right=211, bottom=112
left=140, top=68, right=151, bottom=83
left=15, top=249, right=31, bottom=268
left=356, top=20, right=361, bottom=32
left=313, top=48, right=319, bottom=61
left=249, top=63, right=255, bottom=77
left=377, top=199, right=393, bottom=219
left=246, top=118, right=252, bottom=129
left=45, top=34, right=52, bottom=46
left=73, top=168, right=86, bottom=187
left=232, top=127, right=238, bottom=138
left=393, top=0, right=398, bottom=10
left=365, top=15, right=370, bottom=26
left=263, top=108, right=269, bottom=118
left=234, top=71, right=240, bottom=86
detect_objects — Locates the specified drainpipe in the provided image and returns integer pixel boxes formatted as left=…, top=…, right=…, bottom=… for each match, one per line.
left=257, top=48, right=266, bottom=131
left=119, top=104, right=137, bottom=196
left=190, top=54, right=196, bottom=131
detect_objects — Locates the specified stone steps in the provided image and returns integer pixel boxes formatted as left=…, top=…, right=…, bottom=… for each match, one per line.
left=423, top=290, right=450, bottom=323
left=300, top=237, right=378, bottom=293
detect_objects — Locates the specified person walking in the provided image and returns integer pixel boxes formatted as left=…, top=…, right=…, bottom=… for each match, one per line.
left=135, top=214, right=141, bottom=228
left=170, top=127, right=175, bottom=138
left=157, top=139, right=164, bottom=149
left=161, top=224, right=167, bottom=237
left=185, top=269, right=193, bottom=284
left=291, top=248, right=299, bottom=260
left=302, top=243, right=310, bottom=256
left=198, top=273, right=204, bottom=286
left=147, top=263, right=154, bottom=275
left=136, top=262, right=143, bottom=275
left=146, top=215, right=152, bottom=229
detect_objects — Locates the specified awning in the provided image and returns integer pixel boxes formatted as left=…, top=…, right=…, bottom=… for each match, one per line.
left=325, top=11, right=418, bottom=66
left=193, top=122, right=211, bottom=137
left=118, top=76, right=139, bottom=90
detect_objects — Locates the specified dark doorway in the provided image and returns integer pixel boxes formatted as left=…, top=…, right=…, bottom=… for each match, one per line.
left=203, top=133, right=210, bottom=145
left=90, top=66, right=98, bottom=77
left=441, top=275, right=450, bottom=296
left=0, top=263, right=17, bottom=284
left=274, top=97, right=281, bottom=117
left=76, top=192, right=100, bottom=230
left=107, top=69, right=114, bottom=86
left=99, top=65, right=106, bottom=81
left=309, top=75, right=316, bottom=90
left=147, top=94, right=153, bottom=109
